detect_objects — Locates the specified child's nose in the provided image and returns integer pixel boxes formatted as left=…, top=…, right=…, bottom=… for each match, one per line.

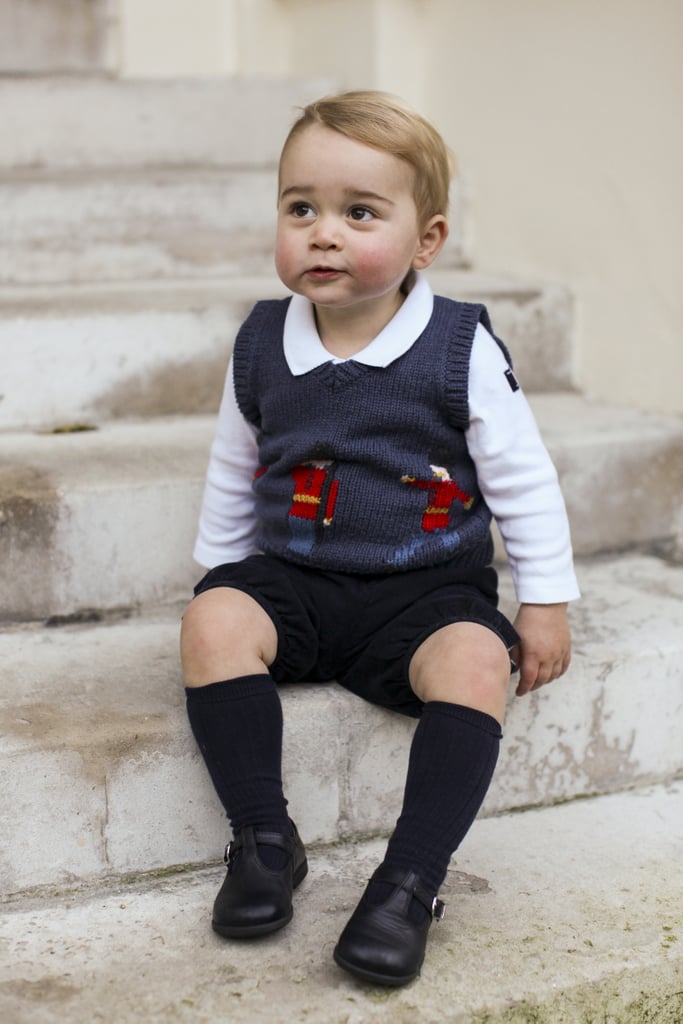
left=310, top=215, right=342, bottom=249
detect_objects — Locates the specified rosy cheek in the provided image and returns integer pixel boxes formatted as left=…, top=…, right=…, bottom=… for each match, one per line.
left=274, top=235, right=296, bottom=280
left=351, top=247, right=393, bottom=284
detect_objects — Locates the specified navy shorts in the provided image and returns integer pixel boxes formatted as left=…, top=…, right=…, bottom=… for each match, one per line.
left=193, top=554, right=519, bottom=718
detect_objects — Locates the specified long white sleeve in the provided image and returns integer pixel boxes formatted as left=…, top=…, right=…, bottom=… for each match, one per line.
left=193, top=356, right=260, bottom=569
left=466, top=324, right=580, bottom=604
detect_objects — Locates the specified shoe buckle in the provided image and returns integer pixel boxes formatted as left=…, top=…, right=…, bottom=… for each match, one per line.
left=432, top=897, right=446, bottom=921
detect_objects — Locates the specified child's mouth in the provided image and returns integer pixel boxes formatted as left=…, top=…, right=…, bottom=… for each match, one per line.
left=307, top=267, right=342, bottom=279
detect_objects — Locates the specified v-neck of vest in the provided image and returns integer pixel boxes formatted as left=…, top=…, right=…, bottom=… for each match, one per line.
left=308, top=360, right=374, bottom=389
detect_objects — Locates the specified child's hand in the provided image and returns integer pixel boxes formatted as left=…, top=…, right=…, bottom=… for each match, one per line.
left=511, top=603, right=571, bottom=696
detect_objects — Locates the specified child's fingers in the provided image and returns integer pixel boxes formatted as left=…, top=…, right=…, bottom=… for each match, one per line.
left=515, top=649, right=570, bottom=695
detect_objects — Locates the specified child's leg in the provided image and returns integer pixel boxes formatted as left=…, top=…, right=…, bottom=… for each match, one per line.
left=334, top=621, right=510, bottom=985
left=181, top=587, right=307, bottom=936
left=382, top=621, right=508, bottom=889
left=182, top=587, right=286, bottom=832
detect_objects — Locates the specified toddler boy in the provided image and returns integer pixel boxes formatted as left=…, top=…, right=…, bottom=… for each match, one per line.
left=181, top=91, right=579, bottom=986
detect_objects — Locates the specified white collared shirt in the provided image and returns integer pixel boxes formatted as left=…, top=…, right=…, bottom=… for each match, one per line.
left=195, top=273, right=579, bottom=603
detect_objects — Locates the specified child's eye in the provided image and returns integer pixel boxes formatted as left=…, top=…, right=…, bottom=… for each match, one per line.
left=290, top=202, right=314, bottom=218
left=348, top=206, right=374, bottom=222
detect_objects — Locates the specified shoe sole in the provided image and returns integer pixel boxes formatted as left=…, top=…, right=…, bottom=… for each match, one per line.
left=211, top=857, right=309, bottom=939
left=333, top=947, right=420, bottom=987
left=212, top=911, right=293, bottom=939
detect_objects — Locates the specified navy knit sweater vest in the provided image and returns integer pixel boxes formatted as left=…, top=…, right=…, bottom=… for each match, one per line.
left=232, top=295, right=510, bottom=574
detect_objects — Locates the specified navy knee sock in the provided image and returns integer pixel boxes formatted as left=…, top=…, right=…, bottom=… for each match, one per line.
left=185, top=674, right=291, bottom=866
left=371, top=701, right=502, bottom=918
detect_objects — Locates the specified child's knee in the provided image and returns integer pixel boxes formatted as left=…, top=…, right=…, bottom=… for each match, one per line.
left=409, top=621, right=511, bottom=720
left=180, top=587, right=278, bottom=686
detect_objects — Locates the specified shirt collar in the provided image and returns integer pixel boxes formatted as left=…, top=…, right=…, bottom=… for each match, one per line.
left=282, top=271, right=434, bottom=375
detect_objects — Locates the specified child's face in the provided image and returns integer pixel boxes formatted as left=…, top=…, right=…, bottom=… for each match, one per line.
left=275, top=124, right=442, bottom=323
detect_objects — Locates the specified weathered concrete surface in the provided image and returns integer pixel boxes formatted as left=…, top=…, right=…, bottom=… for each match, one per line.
left=0, top=281, right=246, bottom=430
left=529, top=393, right=683, bottom=558
left=0, top=169, right=280, bottom=286
left=0, top=77, right=333, bottom=171
left=0, top=271, right=574, bottom=430
left=1, top=554, right=681, bottom=893
left=1, top=402, right=681, bottom=619
left=0, top=417, right=210, bottom=621
left=1, top=783, right=681, bottom=1024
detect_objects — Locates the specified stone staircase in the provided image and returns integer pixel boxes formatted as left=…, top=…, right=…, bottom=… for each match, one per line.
left=1, top=70, right=682, bottom=1023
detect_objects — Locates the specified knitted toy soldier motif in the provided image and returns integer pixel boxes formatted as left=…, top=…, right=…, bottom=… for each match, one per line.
left=287, top=461, right=340, bottom=555
left=401, top=465, right=473, bottom=532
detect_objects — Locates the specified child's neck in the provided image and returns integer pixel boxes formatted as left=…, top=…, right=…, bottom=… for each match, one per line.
left=314, top=291, right=405, bottom=360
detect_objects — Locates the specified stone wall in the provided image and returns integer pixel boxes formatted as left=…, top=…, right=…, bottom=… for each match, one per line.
left=0, top=0, right=114, bottom=73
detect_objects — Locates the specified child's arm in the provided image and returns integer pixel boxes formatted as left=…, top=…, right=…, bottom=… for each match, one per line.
left=193, top=356, right=260, bottom=569
left=465, top=323, right=579, bottom=693
left=511, top=602, right=571, bottom=695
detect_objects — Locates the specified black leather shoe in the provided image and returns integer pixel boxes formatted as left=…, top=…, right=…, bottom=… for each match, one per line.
left=333, top=865, right=445, bottom=986
left=211, top=820, right=308, bottom=938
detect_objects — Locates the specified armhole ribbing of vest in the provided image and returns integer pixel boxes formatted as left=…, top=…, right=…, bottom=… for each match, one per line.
left=441, top=297, right=481, bottom=429
left=232, top=298, right=290, bottom=426
left=479, top=306, right=514, bottom=369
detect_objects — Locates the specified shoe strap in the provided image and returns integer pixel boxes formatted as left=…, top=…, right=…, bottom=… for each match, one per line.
left=224, top=824, right=295, bottom=864
left=370, top=865, right=446, bottom=921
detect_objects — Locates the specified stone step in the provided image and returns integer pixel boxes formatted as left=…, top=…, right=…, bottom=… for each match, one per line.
left=0, top=271, right=575, bottom=430
left=0, top=76, right=333, bottom=171
left=0, top=167, right=278, bottom=286
left=1, top=553, right=682, bottom=894
left=1, top=400, right=681, bottom=621
left=1, top=785, right=681, bottom=1023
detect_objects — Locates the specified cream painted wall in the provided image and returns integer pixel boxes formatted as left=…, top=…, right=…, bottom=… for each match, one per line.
left=423, top=0, right=682, bottom=416
left=119, top=0, right=291, bottom=77
left=119, top=0, right=427, bottom=92
left=285, top=0, right=429, bottom=105
left=116, top=0, right=682, bottom=416
left=119, top=0, right=236, bottom=75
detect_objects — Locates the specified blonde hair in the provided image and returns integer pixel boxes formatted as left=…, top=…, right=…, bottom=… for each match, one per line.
left=279, top=90, right=455, bottom=226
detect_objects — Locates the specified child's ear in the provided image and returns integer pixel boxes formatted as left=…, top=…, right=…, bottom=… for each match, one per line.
left=413, top=215, right=449, bottom=270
